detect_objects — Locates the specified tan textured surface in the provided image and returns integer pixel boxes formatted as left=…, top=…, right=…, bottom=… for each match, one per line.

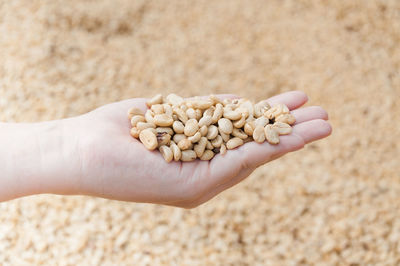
left=1, top=0, right=400, bottom=265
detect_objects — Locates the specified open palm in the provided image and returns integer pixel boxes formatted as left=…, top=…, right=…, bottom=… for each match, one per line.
left=75, top=91, right=331, bottom=208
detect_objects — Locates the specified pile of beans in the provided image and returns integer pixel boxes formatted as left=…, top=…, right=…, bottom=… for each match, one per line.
left=128, top=94, right=295, bottom=162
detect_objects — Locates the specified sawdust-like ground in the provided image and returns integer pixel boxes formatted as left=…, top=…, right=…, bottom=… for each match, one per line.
left=1, top=0, right=399, bottom=265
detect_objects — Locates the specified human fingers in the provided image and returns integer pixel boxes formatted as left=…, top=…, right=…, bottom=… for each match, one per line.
left=291, top=119, right=332, bottom=144
left=266, top=90, right=308, bottom=110
left=291, top=106, right=329, bottom=125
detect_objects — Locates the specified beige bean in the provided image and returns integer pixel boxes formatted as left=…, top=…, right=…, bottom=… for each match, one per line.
left=194, top=137, right=207, bottom=157
left=139, top=129, right=158, bottom=150
left=207, top=125, right=219, bottom=140
left=184, top=119, right=199, bottom=137
left=128, top=107, right=144, bottom=119
left=223, top=105, right=236, bottom=113
left=272, top=122, right=292, bottom=135
left=195, top=109, right=202, bottom=120
left=253, top=125, right=266, bottom=143
left=170, top=142, right=182, bottom=161
left=239, top=100, right=254, bottom=120
left=246, top=115, right=255, bottom=123
left=173, top=134, right=186, bottom=144
left=188, top=99, right=213, bottom=109
left=212, top=103, right=223, bottom=123
left=254, top=101, right=271, bottom=118
left=223, top=109, right=241, bottom=120
left=211, top=135, right=223, bottom=148
left=206, top=140, right=214, bottom=150
left=209, top=95, right=222, bottom=105
left=163, top=104, right=173, bottom=117
left=264, top=103, right=289, bottom=119
left=130, top=115, right=145, bottom=127
left=200, top=150, right=215, bottom=161
left=180, top=104, right=188, bottom=111
left=188, top=132, right=202, bottom=143
left=244, top=121, right=255, bottom=136
left=146, top=94, right=163, bottom=107
left=203, top=107, right=215, bottom=117
left=265, top=124, right=280, bottom=144
left=255, top=116, right=269, bottom=127
left=219, top=131, right=230, bottom=142
left=151, top=104, right=164, bottom=114
left=226, top=137, right=244, bottom=150
left=156, top=127, right=174, bottom=135
left=154, top=114, right=174, bottom=127
left=159, top=145, right=173, bottom=163
left=198, top=115, right=213, bottom=127
left=243, top=136, right=253, bottom=143
left=156, top=132, right=171, bottom=147
left=166, top=93, right=184, bottom=106
left=236, top=106, right=249, bottom=118
left=220, top=144, right=227, bottom=155
left=130, top=127, right=140, bottom=138
left=218, top=118, right=233, bottom=134
left=199, top=125, right=208, bottom=136
left=233, top=114, right=246, bottom=128
left=173, top=121, right=185, bottom=134
left=173, top=107, right=188, bottom=124
left=181, top=150, right=197, bottom=162
left=232, top=128, right=248, bottom=140
left=275, top=114, right=296, bottom=125
left=145, top=110, right=155, bottom=124
left=186, top=108, right=197, bottom=120
left=178, top=139, right=192, bottom=150
left=137, top=122, right=156, bottom=131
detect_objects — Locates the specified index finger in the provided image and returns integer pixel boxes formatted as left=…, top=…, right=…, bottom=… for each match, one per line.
left=266, top=91, right=309, bottom=110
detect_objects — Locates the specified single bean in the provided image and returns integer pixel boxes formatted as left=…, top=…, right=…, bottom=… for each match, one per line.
left=146, top=94, right=163, bottom=107
left=159, top=145, right=173, bottom=162
left=200, top=150, right=214, bottom=161
left=218, top=118, right=233, bottom=134
left=188, top=132, right=202, bottom=143
left=139, top=129, right=158, bottom=150
left=226, top=137, right=244, bottom=150
left=131, top=115, right=145, bottom=127
left=207, top=125, right=219, bottom=140
left=178, top=138, right=193, bottom=150
left=181, top=150, right=197, bottom=162
left=154, top=114, right=174, bottom=127
left=184, top=119, right=199, bottom=137
left=253, top=125, right=266, bottom=143
left=264, top=124, right=280, bottom=144
left=128, top=107, right=144, bottom=119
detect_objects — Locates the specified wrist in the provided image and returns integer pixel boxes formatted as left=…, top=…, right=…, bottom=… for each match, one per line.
left=0, top=119, right=82, bottom=201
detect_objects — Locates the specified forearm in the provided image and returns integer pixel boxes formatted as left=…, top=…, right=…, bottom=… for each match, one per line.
left=0, top=119, right=81, bottom=201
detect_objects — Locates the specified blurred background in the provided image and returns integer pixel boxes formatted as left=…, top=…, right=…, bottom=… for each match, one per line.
left=0, top=0, right=399, bottom=265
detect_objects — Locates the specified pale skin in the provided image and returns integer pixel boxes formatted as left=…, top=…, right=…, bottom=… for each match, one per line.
left=0, top=91, right=331, bottom=208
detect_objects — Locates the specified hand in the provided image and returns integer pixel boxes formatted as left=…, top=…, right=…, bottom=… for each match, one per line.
left=72, top=91, right=331, bottom=208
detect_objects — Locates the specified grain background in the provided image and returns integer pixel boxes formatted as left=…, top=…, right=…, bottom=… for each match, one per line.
left=1, top=0, right=400, bottom=265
